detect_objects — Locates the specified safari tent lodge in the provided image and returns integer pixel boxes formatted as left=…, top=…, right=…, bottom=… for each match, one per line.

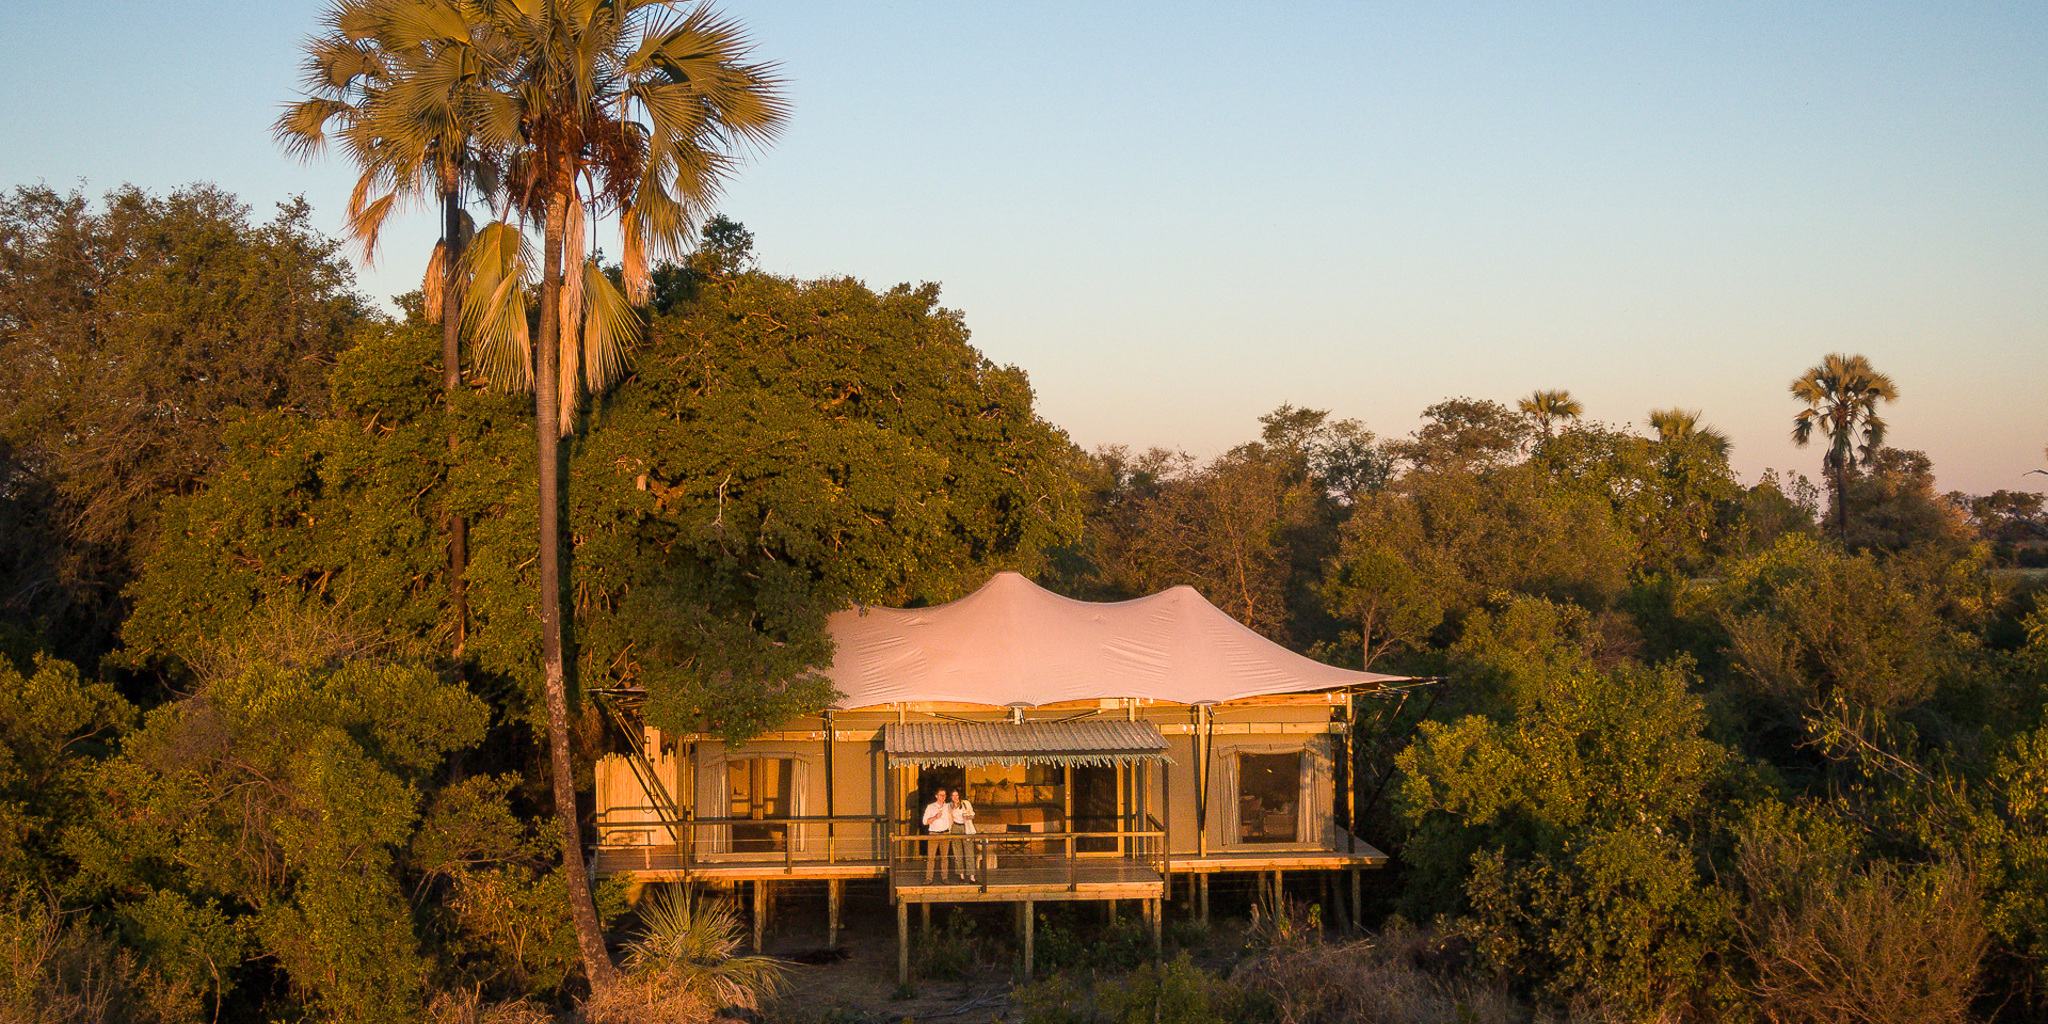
left=590, top=572, right=1401, bottom=979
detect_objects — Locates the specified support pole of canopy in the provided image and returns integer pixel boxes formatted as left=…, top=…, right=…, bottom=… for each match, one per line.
left=823, top=709, right=836, bottom=861
left=1161, top=751, right=1172, bottom=889
left=1116, top=761, right=1126, bottom=857
left=1343, top=698, right=1357, bottom=855
left=1198, top=705, right=1209, bottom=858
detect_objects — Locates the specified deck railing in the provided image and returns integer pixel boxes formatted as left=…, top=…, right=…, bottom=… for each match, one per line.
left=885, top=819, right=1168, bottom=900
left=592, top=807, right=889, bottom=876
left=595, top=807, right=1172, bottom=897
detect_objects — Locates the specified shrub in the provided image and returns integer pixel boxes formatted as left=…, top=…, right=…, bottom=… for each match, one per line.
left=619, top=886, right=787, bottom=1011
left=1013, top=954, right=1269, bottom=1024
left=1736, top=814, right=1986, bottom=1024
left=0, top=895, right=152, bottom=1024
left=1032, top=911, right=1150, bottom=974
left=1231, top=923, right=1516, bottom=1024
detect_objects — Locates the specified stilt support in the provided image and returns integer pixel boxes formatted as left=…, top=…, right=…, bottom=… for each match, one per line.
left=752, top=880, right=766, bottom=953
left=1149, top=898, right=1162, bottom=958
left=1351, top=867, right=1363, bottom=934
left=1022, top=900, right=1036, bottom=981
left=1198, top=873, right=1209, bottom=926
left=897, top=901, right=910, bottom=986
left=827, top=878, right=842, bottom=948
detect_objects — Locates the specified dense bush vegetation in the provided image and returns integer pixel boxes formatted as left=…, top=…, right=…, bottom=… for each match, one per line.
left=4, top=182, right=2045, bottom=1022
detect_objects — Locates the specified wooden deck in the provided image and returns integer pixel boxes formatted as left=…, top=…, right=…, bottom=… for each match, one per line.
left=895, top=861, right=1166, bottom=903
left=591, top=839, right=1387, bottom=885
left=589, top=846, right=886, bottom=881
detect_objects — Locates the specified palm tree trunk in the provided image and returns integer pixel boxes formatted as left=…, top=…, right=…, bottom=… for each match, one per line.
left=442, top=188, right=469, bottom=664
left=537, top=180, right=620, bottom=994
left=1834, top=456, right=1849, bottom=543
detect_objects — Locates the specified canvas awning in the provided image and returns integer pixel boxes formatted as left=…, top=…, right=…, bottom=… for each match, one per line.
left=883, top=720, right=1169, bottom=768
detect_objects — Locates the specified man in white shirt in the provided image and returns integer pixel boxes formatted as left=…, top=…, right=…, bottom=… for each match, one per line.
left=922, top=790, right=955, bottom=882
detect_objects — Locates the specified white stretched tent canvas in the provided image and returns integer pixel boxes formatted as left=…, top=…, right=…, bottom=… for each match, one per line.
left=824, top=571, right=1404, bottom=709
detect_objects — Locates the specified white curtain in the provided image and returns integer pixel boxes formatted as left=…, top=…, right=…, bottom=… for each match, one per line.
left=1212, top=738, right=1332, bottom=849
left=694, top=750, right=811, bottom=855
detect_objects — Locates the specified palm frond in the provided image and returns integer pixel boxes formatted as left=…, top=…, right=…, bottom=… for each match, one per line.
left=461, top=220, right=535, bottom=390
left=622, top=886, right=788, bottom=1010
left=579, top=259, right=639, bottom=392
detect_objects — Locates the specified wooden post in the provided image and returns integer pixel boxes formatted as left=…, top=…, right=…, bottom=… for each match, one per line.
left=1194, top=705, right=1208, bottom=856
left=1022, top=899, right=1035, bottom=981
left=824, top=710, right=836, bottom=863
left=1351, top=867, right=1362, bottom=935
left=1160, top=754, right=1172, bottom=879
left=1343, top=700, right=1358, bottom=855
left=752, top=880, right=766, bottom=952
left=1149, top=898, right=1162, bottom=959
left=897, top=901, right=910, bottom=985
left=827, top=878, right=842, bottom=948
left=1062, top=764, right=1073, bottom=831
left=1115, top=761, right=1126, bottom=857
left=1198, top=873, right=1209, bottom=926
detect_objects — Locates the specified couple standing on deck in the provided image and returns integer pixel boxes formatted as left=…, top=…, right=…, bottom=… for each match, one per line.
left=922, top=788, right=978, bottom=882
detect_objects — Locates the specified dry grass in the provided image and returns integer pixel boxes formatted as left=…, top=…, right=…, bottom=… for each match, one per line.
left=425, top=988, right=557, bottom=1024
left=574, top=976, right=715, bottom=1024
left=0, top=897, right=152, bottom=1024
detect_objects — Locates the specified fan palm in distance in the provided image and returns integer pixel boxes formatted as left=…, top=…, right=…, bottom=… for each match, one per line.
left=1519, top=388, right=1584, bottom=440
left=1790, top=353, right=1898, bottom=541
left=1647, top=408, right=1733, bottom=463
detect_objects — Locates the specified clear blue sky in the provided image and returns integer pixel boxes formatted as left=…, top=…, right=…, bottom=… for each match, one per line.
left=4, top=2, right=2044, bottom=495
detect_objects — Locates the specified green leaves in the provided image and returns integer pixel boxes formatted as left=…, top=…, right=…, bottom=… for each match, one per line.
left=1396, top=655, right=1735, bottom=1012
left=124, top=264, right=1080, bottom=737
left=66, top=659, right=490, bottom=1021
left=0, top=656, right=134, bottom=893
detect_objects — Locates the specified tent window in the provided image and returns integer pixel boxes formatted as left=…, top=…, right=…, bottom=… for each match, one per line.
left=1237, top=752, right=1301, bottom=844
left=728, top=757, right=793, bottom=852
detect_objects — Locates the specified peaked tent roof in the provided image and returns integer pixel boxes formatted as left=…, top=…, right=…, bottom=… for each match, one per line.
left=826, top=572, right=1405, bottom=709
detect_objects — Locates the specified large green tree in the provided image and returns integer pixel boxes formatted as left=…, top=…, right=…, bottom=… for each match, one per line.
left=1790, top=353, right=1899, bottom=542
left=0, top=184, right=370, bottom=667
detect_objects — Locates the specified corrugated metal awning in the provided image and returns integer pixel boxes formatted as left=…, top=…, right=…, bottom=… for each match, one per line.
left=884, top=720, right=1170, bottom=768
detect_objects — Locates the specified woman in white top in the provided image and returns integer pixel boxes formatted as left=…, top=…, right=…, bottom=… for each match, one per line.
left=950, top=788, right=978, bottom=882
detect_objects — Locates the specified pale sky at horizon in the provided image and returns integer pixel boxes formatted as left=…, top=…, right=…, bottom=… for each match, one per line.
left=3, top=2, right=2043, bottom=496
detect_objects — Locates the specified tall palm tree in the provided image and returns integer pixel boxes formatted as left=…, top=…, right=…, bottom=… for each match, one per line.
left=1647, top=408, right=1732, bottom=462
left=1790, top=354, right=1899, bottom=541
left=277, top=0, right=500, bottom=660
left=381, top=0, right=787, bottom=990
left=1518, top=388, right=1583, bottom=440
